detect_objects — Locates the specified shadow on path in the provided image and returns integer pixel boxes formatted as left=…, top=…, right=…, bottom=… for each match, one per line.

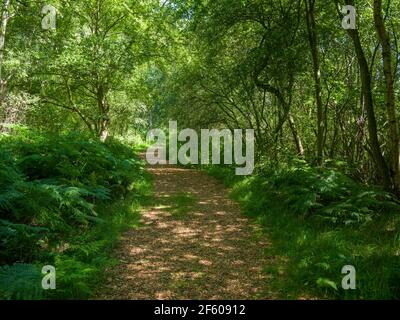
left=97, top=162, right=273, bottom=299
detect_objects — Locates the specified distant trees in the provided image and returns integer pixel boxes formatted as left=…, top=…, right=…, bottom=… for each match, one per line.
left=35, top=0, right=154, bottom=141
left=2, top=0, right=400, bottom=193
left=152, top=0, right=400, bottom=193
left=1, top=0, right=158, bottom=140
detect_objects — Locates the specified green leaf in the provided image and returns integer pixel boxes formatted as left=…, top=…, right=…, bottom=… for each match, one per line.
left=316, top=278, right=338, bottom=291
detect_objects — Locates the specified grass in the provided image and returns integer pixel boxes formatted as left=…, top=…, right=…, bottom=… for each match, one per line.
left=46, top=172, right=153, bottom=299
left=168, top=192, right=197, bottom=219
left=255, top=208, right=400, bottom=299
left=202, top=163, right=400, bottom=300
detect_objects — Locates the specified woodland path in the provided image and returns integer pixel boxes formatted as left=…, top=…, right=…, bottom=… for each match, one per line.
left=98, top=160, right=273, bottom=299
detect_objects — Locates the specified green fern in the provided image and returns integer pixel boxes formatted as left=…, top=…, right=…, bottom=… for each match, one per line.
left=0, top=264, right=43, bottom=300
left=231, top=160, right=400, bottom=225
left=0, top=220, right=48, bottom=264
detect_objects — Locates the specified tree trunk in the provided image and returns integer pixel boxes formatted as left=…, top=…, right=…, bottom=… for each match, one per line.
left=336, top=0, right=391, bottom=190
left=0, top=0, right=10, bottom=98
left=97, top=85, right=110, bottom=142
left=288, top=113, right=305, bottom=156
left=373, top=0, right=400, bottom=192
left=305, top=0, right=324, bottom=164
left=99, top=117, right=109, bottom=142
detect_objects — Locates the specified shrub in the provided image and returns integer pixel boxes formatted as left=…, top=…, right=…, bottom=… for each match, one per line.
left=0, top=264, right=43, bottom=300
left=205, top=160, right=400, bottom=299
left=0, top=128, right=144, bottom=268
left=231, top=160, right=400, bottom=226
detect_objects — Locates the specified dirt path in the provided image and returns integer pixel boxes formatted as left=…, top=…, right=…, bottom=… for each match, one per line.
left=98, top=163, right=272, bottom=299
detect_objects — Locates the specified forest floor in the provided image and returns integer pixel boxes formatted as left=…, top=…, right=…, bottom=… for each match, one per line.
left=97, top=159, right=274, bottom=299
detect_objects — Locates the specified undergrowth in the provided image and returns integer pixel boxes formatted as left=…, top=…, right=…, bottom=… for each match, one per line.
left=0, top=127, right=151, bottom=299
left=203, top=159, right=400, bottom=299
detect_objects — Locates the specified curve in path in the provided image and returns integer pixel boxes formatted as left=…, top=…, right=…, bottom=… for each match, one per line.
left=98, top=163, right=272, bottom=299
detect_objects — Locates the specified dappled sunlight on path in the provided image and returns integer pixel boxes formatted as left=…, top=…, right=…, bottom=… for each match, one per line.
left=97, top=163, right=272, bottom=300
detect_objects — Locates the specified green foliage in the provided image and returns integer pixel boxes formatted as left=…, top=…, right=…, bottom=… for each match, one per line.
left=168, top=192, right=196, bottom=219
left=2, top=0, right=400, bottom=302
left=48, top=183, right=150, bottom=299
left=230, top=160, right=400, bottom=226
left=0, top=128, right=141, bottom=222
left=206, top=162, right=400, bottom=299
left=0, top=264, right=43, bottom=300
left=51, top=257, right=95, bottom=299
left=0, top=128, right=149, bottom=299
left=0, top=220, right=48, bottom=264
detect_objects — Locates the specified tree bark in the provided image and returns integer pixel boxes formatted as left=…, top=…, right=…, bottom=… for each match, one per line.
left=335, top=0, right=391, bottom=189
left=97, top=84, right=110, bottom=142
left=288, top=113, right=305, bottom=156
left=373, top=0, right=400, bottom=192
left=305, top=0, right=324, bottom=164
left=0, top=0, right=10, bottom=98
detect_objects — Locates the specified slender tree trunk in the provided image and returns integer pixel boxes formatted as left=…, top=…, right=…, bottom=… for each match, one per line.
left=373, top=0, right=400, bottom=192
left=305, top=0, right=324, bottom=164
left=336, top=0, right=391, bottom=189
left=97, top=85, right=110, bottom=142
left=99, top=118, right=109, bottom=142
left=288, top=113, right=305, bottom=156
left=0, top=0, right=10, bottom=99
